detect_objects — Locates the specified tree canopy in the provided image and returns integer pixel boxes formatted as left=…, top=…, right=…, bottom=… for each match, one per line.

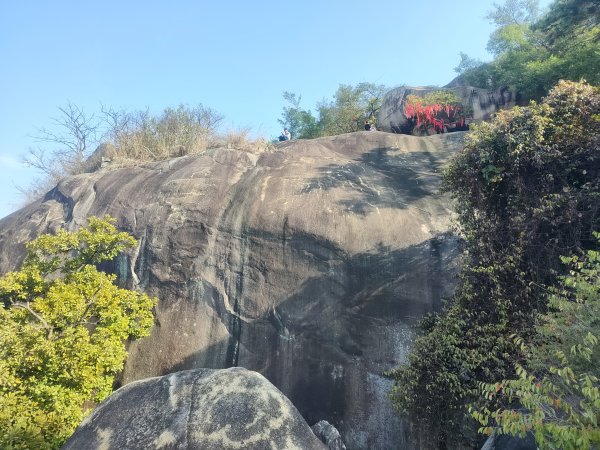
left=0, top=216, right=156, bottom=449
left=456, top=0, right=600, bottom=100
left=278, top=82, right=387, bottom=139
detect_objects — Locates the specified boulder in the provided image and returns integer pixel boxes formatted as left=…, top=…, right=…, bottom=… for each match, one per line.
left=83, top=142, right=118, bottom=172
left=62, top=367, right=327, bottom=450
left=377, top=85, right=518, bottom=134
left=480, top=433, right=537, bottom=450
left=311, top=420, right=346, bottom=450
left=0, top=131, right=463, bottom=449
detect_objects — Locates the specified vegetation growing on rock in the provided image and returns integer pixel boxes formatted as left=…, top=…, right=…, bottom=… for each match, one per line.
left=389, top=80, right=600, bottom=449
left=0, top=216, right=156, bottom=449
left=278, top=82, right=387, bottom=139
left=22, top=103, right=270, bottom=202
left=473, top=240, right=600, bottom=448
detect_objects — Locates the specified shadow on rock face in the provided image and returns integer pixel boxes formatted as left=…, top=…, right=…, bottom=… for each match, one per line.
left=300, top=147, right=448, bottom=216
left=156, top=232, right=461, bottom=450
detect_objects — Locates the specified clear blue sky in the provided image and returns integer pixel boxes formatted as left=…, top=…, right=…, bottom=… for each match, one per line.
left=0, top=0, right=552, bottom=219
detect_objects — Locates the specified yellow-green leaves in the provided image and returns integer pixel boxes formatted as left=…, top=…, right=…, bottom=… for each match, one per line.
left=0, top=216, right=156, bottom=449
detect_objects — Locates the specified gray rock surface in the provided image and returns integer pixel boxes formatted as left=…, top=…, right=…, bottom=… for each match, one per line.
left=62, top=367, right=327, bottom=450
left=481, top=433, right=537, bottom=450
left=84, top=142, right=117, bottom=172
left=377, top=85, right=517, bottom=134
left=311, top=420, right=346, bottom=450
left=0, top=131, right=463, bottom=449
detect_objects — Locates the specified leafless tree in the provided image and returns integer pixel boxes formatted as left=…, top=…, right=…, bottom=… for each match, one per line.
left=24, top=102, right=100, bottom=179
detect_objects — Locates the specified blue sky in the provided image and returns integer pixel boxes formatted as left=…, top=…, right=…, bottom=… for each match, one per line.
left=0, top=0, right=552, bottom=219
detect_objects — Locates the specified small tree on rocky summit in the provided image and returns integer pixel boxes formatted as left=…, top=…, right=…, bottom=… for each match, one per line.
left=0, top=216, right=156, bottom=449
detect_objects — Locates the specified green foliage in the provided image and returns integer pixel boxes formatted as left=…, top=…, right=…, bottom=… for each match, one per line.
left=0, top=216, right=156, bottom=449
left=533, top=0, right=599, bottom=47
left=456, top=0, right=600, bottom=99
left=486, top=0, right=540, bottom=26
left=473, top=241, right=600, bottom=449
left=278, top=82, right=387, bottom=139
left=390, top=80, right=600, bottom=449
left=317, top=83, right=387, bottom=135
left=278, top=92, right=321, bottom=139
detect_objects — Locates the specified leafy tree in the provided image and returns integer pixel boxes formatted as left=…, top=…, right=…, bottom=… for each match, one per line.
left=317, top=82, right=387, bottom=135
left=278, top=82, right=387, bottom=139
left=473, top=241, right=600, bottom=449
left=390, top=80, right=600, bottom=449
left=0, top=216, right=156, bottom=449
left=486, top=0, right=540, bottom=26
left=278, top=92, right=321, bottom=139
left=456, top=0, right=600, bottom=99
left=533, top=0, right=599, bottom=48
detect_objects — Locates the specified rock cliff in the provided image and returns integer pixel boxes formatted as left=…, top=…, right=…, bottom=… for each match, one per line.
left=0, top=131, right=463, bottom=449
left=377, top=85, right=518, bottom=134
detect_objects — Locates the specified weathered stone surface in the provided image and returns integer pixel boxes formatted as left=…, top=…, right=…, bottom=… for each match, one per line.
left=84, top=142, right=118, bottom=172
left=480, top=433, right=537, bottom=450
left=0, top=131, right=463, bottom=449
left=311, top=420, right=346, bottom=450
left=377, top=85, right=518, bottom=134
left=62, top=367, right=327, bottom=450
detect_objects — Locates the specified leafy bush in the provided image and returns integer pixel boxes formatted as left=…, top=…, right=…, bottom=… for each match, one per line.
left=390, top=80, right=600, bottom=449
left=473, top=241, right=600, bottom=449
left=0, top=216, right=156, bottom=449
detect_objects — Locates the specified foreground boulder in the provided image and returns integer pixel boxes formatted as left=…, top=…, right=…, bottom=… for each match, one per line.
left=0, top=131, right=463, bottom=449
left=377, top=85, right=518, bottom=134
left=63, top=367, right=327, bottom=450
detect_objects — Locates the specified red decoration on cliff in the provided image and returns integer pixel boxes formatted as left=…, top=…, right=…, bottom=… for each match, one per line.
left=404, top=92, right=468, bottom=135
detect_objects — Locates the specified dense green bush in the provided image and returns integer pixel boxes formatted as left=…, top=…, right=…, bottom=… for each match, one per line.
left=390, top=80, right=600, bottom=449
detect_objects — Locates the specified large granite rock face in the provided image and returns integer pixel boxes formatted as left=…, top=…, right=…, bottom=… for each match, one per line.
left=0, top=131, right=463, bottom=449
left=377, top=85, right=518, bottom=134
left=63, top=367, right=327, bottom=450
